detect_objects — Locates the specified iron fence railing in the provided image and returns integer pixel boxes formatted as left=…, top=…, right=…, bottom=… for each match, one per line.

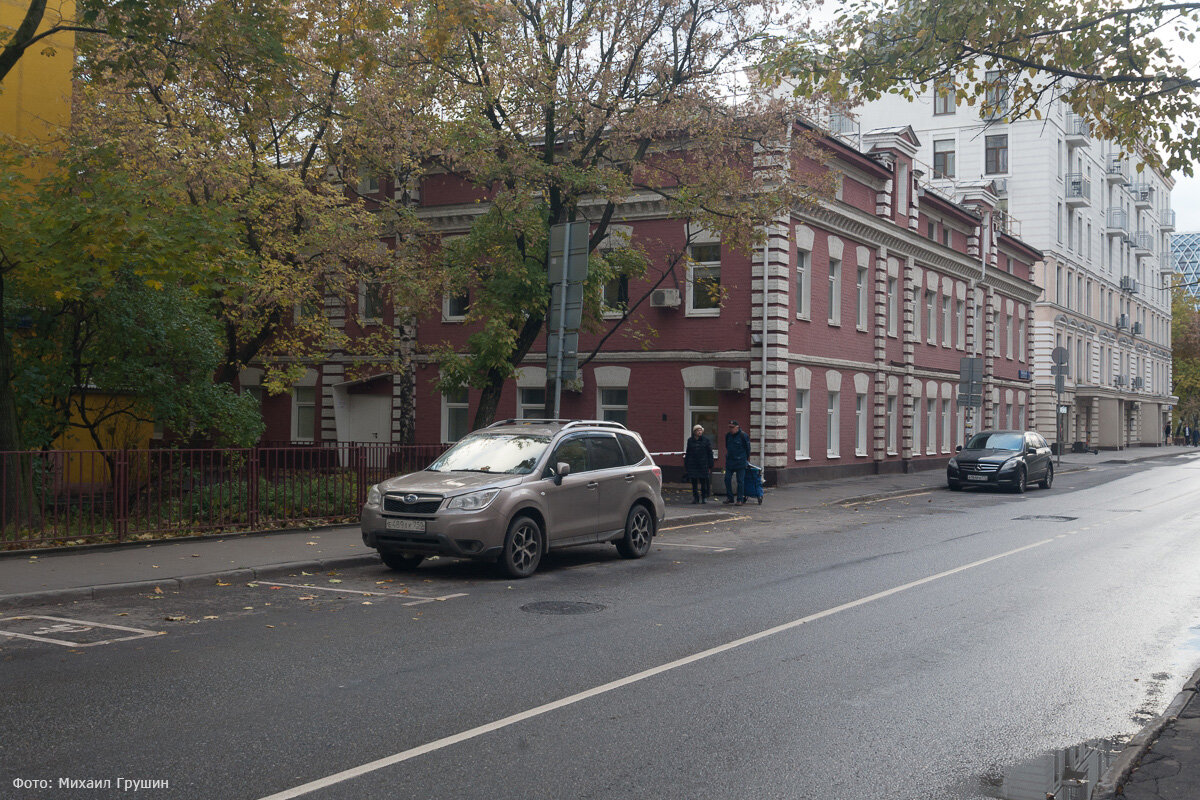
left=0, top=443, right=447, bottom=550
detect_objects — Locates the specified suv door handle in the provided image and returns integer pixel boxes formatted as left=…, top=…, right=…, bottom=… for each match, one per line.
left=586, top=481, right=599, bottom=489
left=624, top=475, right=635, bottom=482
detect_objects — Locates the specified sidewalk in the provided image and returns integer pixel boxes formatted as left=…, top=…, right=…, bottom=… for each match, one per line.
left=1, top=444, right=1197, bottom=799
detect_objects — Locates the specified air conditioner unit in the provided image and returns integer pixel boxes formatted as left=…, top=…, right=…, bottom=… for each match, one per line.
left=1131, top=321, right=1144, bottom=335
left=1114, top=374, right=1128, bottom=386
left=1116, top=314, right=1130, bottom=330
left=714, top=368, right=748, bottom=391
left=990, top=178, right=1008, bottom=194
left=1119, top=275, right=1133, bottom=291
left=650, top=288, right=681, bottom=308
left=1132, top=376, right=1145, bottom=389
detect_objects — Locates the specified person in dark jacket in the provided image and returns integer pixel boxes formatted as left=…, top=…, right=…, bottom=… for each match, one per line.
left=684, top=424, right=715, bottom=503
left=723, top=420, right=752, bottom=505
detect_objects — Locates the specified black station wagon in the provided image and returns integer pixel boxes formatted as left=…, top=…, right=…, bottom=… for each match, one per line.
left=946, top=430, right=1054, bottom=493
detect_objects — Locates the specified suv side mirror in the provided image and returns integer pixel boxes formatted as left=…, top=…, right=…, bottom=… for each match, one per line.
left=955, top=445, right=962, bottom=452
left=554, top=461, right=571, bottom=485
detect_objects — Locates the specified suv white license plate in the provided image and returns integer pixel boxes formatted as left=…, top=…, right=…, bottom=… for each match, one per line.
left=385, top=519, right=426, bottom=532
left=967, top=474, right=988, bottom=482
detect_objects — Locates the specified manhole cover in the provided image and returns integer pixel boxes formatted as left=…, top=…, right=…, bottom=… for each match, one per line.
left=521, top=601, right=606, bottom=615
left=1012, top=515, right=1078, bottom=522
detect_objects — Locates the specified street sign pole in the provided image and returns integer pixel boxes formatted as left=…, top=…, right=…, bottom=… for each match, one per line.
left=547, top=221, right=588, bottom=419
left=552, top=223, right=571, bottom=420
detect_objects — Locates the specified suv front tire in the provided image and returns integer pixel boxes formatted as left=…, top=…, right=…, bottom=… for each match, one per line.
left=616, top=504, right=654, bottom=559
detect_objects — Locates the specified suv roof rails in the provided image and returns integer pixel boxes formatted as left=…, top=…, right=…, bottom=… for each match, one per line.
left=484, top=418, right=629, bottom=430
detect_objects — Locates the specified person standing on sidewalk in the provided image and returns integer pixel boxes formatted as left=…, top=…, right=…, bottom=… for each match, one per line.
left=684, top=425, right=715, bottom=504
left=723, top=420, right=752, bottom=506
left=1165, top=421, right=1172, bottom=445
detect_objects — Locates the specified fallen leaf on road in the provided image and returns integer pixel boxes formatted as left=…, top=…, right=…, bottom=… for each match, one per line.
left=398, top=588, right=409, bottom=594
left=165, top=616, right=186, bottom=621
left=191, top=554, right=200, bottom=557
left=154, top=587, right=163, bottom=594
left=203, top=616, right=218, bottom=620
left=265, top=625, right=275, bottom=628
left=306, top=542, right=317, bottom=546
left=243, top=606, right=254, bottom=610
left=362, top=601, right=373, bottom=605
left=116, top=613, right=128, bottom=617
left=328, top=579, right=342, bottom=584
left=297, top=595, right=317, bottom=601
left=300, top=571, right=313, bottom=576
left=216, top=581, right=231, bottom=587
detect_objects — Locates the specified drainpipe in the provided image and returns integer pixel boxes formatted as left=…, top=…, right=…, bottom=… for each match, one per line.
left=760, top=234, right=769, bottom=468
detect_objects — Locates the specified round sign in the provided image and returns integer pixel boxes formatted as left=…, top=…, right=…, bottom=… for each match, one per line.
left=1051, top=346, right=1069, bottom=364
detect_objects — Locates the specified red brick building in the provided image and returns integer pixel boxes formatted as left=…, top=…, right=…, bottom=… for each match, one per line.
left=251, top=123, right=1042, bottom=484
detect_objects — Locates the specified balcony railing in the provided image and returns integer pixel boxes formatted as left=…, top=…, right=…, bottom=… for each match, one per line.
left=1105, top=154, right=1128, bottom=183
left=1065, top=173, right=1091, bottom=206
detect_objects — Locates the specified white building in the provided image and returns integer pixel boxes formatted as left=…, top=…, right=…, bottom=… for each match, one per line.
left=853, top=82, right=1176, bottom=449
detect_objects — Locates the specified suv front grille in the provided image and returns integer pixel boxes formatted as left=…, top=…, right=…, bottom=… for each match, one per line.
left=383, top=495, right=443, bottom=514
left=961, top=462, right=999, bottom=474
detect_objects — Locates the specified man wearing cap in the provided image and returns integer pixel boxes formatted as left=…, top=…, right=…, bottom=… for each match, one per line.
left=723, top=420, right=752, bottom=505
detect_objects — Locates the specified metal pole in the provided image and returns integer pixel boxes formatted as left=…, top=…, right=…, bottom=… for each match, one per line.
left=552, top=222, right=572, bottom=420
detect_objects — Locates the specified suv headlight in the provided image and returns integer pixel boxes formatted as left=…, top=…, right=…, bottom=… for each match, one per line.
left=446, top=489, right=500, bottom=512
left=366, top=484, right=382, bottom=508
left=999, top=458, right=1019, bottom=471
left=947, top=457, right=958, bottom=469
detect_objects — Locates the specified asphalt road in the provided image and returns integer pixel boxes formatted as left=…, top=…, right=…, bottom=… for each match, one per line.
left=4, top=455, right=1200, bottom=800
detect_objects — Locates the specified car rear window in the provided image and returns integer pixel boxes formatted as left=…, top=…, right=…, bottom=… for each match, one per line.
left=587, top=435, right=626, bottom=470
left=615, top=433, right=648, bottom=465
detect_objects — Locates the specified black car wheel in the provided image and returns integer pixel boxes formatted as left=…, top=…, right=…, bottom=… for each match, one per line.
left=379, top=550, right=423, bottom=571
left=1012, top=468, right=1027, bottom=494
left=498, top=514, right=543, bottom=578
left=1039, top=463, right=1054, bottom=490
left=616, top=504, right=654, bottom=559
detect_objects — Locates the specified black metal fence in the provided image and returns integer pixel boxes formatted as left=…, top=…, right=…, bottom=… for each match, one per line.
left=0, top=443, right=447, bottom=550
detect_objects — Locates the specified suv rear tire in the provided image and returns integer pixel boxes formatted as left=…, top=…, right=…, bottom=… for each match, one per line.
left=616, top=504, right=654, bottom=559
left=498, top=514, right=543, bottom=578
left=1039, top=464, right=1054, bottom=490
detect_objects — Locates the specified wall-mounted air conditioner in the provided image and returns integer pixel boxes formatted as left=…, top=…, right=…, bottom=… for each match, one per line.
left=714, top=368, right=748, bottom=391
left=1131, top=321, right=1144, bottom=335
left=1114, top=374, right=1128, bottom=386
left=1132, top=376, right=1145, bottom=389
left=650, top=288, right=681, bottom=308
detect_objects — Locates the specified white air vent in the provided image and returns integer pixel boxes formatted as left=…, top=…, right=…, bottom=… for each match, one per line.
left=714, top=368, right=748, bottom=391
left=650, top=288, right=681, bottom=308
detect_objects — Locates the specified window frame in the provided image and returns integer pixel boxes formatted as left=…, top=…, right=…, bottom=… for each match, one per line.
left=826, top=390, right=841, bottom=458
left=686, top=242, right=722, bottom=317
left=442, top=388, right=470, bottom=443
left=984, top=134, right=1009, bottom=175
left=794, top=389, right=810, bottom=460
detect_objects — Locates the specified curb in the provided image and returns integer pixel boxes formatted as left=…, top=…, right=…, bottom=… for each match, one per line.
left=0, top=554, right=381, bottom=610
left=1092, top=667, right=1200, bottom=799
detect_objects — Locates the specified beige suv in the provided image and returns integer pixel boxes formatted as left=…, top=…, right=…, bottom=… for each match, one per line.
left=360, top=420, right=665, bottom=578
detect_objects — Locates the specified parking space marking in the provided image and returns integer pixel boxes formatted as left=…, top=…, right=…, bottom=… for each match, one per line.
left=655, top=541, right=734, bottom=553
left=0, top=615, right=164, bottom=648
left=252, top=580, right=467, bottom=606
left=840, top=491, right=932, bottom=507
left=661, top=515, right=750, bottom=531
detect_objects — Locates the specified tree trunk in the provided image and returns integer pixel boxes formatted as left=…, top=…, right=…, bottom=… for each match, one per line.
left=0, top=272, right=34, bottom=530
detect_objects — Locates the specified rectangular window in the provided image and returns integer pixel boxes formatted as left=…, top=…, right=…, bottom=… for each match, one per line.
left=795, top=389, right=810, bottom=459
left=797, top=249, right=811, bottom=319
left=1057, top=204, right=1064, bottom=244
left=518, top=387, right=546, bottom=419
left=984, top=134, right=1008, bottom=175
left=1006, top=313, right=1014, bottom=358
left=687, top=243, right=721, bottom=314
left=941, top=296, right=952, bottom=346
left=925, top=290, right=937, bottom=344
left=359, top=282, right=384, bottom=325
left=913, top=287, right=922, bottom=342
left=941, top=399, right=951, bottom=452
left=1018, top=317, right=1026, bottom=361
left=933, top=77, right=956, bottom=115
left=1017, top=402, right=1026, bottom=429
left=926, top=398, right=937, bottom=454
left=292, top=386, right=316, bottom=442
left=955, top=299, right=965, bottom=349
left=598, top=388, right=628, bottom=425
left=828, top=258, right=842, bottom=325
left=887, top=278, right=898, bottom=337
left=855, top=393, right=868, bottom=456
left=602, top=275, right=629, bottom=318
left=886, top=395, right=898, bottom=454
left=933, top=139, right=956, bottom=179
left=856, top=266, right=869, bottom=331
left=911, top=395, right=921, bottom=456
left=827, top=391, right=840, bottom=458
left=443, top=291, right=470, bottom=321
left=443, top=388, right=470, bottom=442
left=984, top=70, right=1009, bottom=116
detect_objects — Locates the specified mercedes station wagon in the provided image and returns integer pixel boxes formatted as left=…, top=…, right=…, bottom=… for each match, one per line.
left=946, top=429, right=1054, bottom=493
left=360, top=420, right=666, bottom=578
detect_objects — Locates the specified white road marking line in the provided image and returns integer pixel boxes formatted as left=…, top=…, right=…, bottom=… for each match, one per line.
left=253, top=580, right=458, bottom=604
left=256, top=536, right=1057, bottom=800
left=661, top=515, right=750, bottom=531
left=0, top=615, right=163, bottom=648
left=402, top=593, right=468, bottom=607
left=840, top=491, right=932, bottom=507
left=654, top=541, right=734, bottom=553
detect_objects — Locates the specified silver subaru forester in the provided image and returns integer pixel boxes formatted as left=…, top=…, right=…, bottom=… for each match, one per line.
left=360, top=420, right=666, bottom=578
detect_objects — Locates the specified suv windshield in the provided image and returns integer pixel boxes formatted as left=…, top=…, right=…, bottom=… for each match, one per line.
left=427, top=433, right=552, bottom=475
left=965, top=432, right=1024, bottom=451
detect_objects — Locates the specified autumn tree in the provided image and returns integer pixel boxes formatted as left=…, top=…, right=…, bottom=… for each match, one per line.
left=386, top=0, right=830, bottom=428
left=75, top=0, right=435, bottom=408
left=763, top=0, right=1200, bottom=175
left=1172, top=285, right=1200, bottom=424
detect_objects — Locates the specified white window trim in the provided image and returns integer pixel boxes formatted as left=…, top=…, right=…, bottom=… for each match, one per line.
left=291, top=387, right=317, bottom=442
left=925, top=290, right=937, bottom=345
left=856, top=266, right=868, bottom=331
left=794, top=389, right=810, bottom=461
left=887, top=277, right=899, bottom=337
left=886, top=395, right=898, bottom=456
left=941, top=399, right=951, bottom=453
left=597, top=386, right=629, bottom=424
left=441, top=390, right=470, bottom=443
left=941, top=296, right=952, bottom=347
left=358, top=281, right=383, bottom=326
left=926, top=397, right=937, bottom=455
left=828, top=258, right=842, bottom=326
left=517, top=387, right=547, bottom=420
left=442, top=291, right=469, bottom=322
left=686, top=242, right=722, bottom=317
left=796, top=248, right=811, bottom=320
left=854, top=393, right=868, bottom=457
left=827, top=390, right=840, bottom=459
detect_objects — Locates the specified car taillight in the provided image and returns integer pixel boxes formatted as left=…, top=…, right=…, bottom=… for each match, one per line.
left=651, top=466, right=661, bottom=482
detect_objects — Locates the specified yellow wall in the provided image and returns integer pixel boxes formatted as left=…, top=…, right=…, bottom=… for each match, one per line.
left=1, top=0, right=76, bottom=143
